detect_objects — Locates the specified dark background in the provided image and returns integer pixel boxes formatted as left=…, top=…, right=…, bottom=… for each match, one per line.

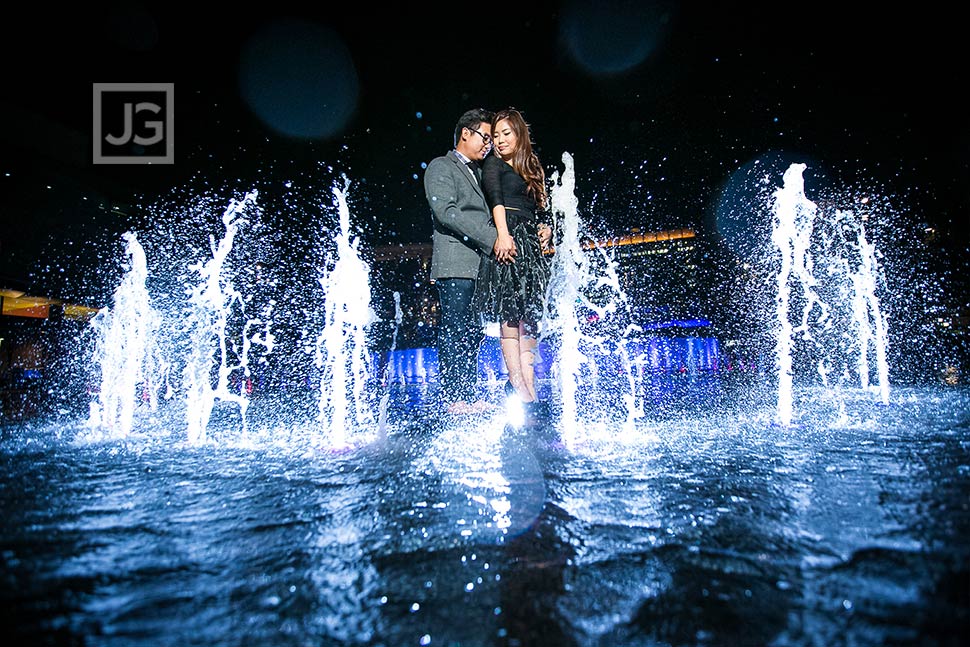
left=0, top=1, right=967, bottom=299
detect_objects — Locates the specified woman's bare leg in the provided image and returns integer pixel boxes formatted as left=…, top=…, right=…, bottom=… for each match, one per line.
left=519, top=325, right=538, bottom=402
left=500, top=322, right=534, bottom=402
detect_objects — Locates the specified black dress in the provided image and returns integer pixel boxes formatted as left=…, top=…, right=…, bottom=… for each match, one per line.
left=473, top=154, right=550, bottom=328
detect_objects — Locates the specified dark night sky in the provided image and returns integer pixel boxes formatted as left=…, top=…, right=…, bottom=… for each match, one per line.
left=1, top=2, right=967, bottom=298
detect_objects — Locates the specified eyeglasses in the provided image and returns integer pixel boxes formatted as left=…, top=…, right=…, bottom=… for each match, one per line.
left=467, top=127, right=492, bottom=145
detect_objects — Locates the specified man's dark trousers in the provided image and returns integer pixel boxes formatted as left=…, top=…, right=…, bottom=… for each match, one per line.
left=436, top=278, right=480, bottom=404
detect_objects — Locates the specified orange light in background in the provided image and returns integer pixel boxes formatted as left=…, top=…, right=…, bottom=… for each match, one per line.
left=0, top=294, right=99, bottom=320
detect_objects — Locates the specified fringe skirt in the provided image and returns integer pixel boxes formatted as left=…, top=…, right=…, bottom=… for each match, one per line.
left=473, top=208, right=550, bottom=328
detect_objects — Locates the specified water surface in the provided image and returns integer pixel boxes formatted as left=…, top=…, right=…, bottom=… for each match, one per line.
left=2, top=384, right=968, bottom=646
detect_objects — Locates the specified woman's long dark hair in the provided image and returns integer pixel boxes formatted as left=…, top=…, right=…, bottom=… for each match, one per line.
left=492, top=108, right=546, bottom=209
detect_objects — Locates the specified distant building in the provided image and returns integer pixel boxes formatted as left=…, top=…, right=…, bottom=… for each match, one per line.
left=584, top=227, right=706, bottom=331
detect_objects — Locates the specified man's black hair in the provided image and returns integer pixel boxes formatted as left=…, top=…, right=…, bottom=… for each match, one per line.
left=454, top=108, right=495, bottom=148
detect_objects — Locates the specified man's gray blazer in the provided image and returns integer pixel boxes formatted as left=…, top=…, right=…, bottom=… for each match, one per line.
left=424, top=151, right=498, bottom=281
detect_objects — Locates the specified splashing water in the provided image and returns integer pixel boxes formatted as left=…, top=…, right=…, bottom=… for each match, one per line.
left=545, top=153, right=584, bottom=445
left=771, top=164, right=816, bottom=426
left=87, top=231, right=167, bottom=438
left=85, top=179, right=378, bottom=447
left=184, top=191, right=261, bottom=445
left=850, top=219, right=890, bottom=404
left=545, top=152, right=642, bottom=445
left=80, top=157, right=894, bottom=450
left=585, top=240, right=644, bottom=439
left=377, top=291, right=403, bottom=438
left=771, top=164, right=891, bottom=426
left=314, top=182, right=377, bottom=449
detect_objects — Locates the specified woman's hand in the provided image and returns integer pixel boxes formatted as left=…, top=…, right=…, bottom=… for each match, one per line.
left=493, top=232, right=517, bottom=263
left=538, top=223, right=552, bottom=250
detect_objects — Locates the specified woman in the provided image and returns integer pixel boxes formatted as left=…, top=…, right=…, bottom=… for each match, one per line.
left=473, top=108, right=552, bottom=412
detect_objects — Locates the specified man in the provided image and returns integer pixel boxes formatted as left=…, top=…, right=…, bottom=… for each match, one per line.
left=423, top=108, right=498, bottom=414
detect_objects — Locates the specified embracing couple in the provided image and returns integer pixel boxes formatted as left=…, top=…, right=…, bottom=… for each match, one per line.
left=423, top=107, right=552, bottom=418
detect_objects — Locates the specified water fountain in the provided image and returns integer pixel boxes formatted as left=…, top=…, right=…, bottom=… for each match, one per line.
left=86, top=231, right=167, bottom=439
left=376, top=290, right=403, bottom=439
left=182, top=190, right=265, bottom=445
left=1, top=154, right=966, bottom=647
left=544, top=152, right=644, bottom=445
left=770, top=163, right=891, bottom=427
left=312, top=182, right=377, bottom=449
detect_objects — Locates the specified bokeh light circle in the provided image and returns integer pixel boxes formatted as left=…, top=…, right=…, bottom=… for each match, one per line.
left=238, top=18, right=359, bottom=140
left=559, top=0, right=676, bottom=76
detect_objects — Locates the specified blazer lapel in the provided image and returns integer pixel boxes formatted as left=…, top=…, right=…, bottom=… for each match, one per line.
left=451, top=151, right=484, bottom=199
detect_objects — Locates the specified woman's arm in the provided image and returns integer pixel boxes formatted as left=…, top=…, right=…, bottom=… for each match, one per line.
left=481, top=158, right=517, bottom=263
left=491, top=204, right=517, bottom=263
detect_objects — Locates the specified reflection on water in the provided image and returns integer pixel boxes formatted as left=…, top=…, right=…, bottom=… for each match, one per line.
left=1, top=384, right=968, bottom=646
